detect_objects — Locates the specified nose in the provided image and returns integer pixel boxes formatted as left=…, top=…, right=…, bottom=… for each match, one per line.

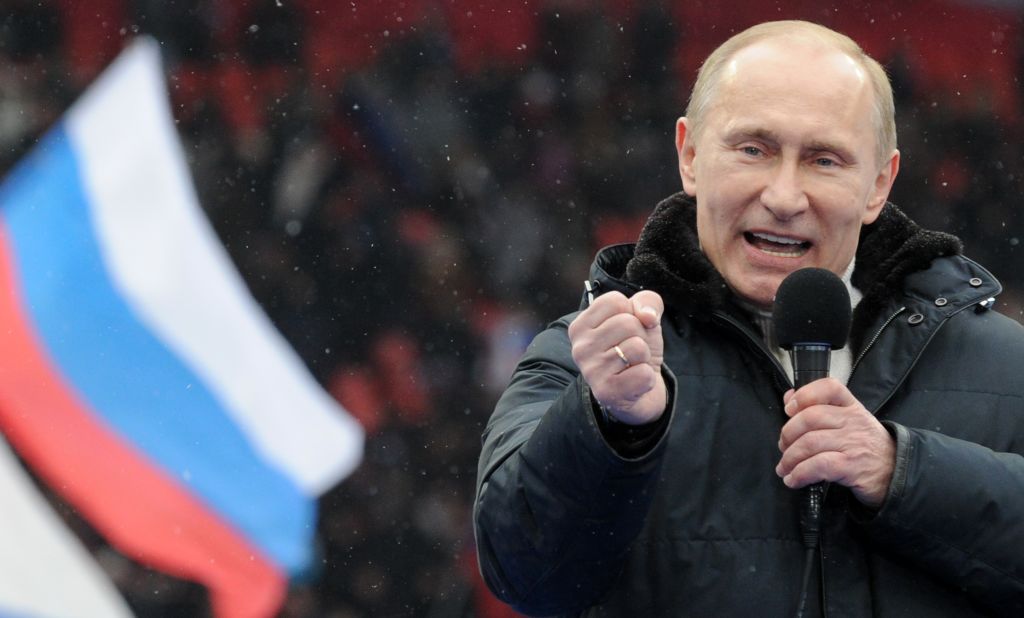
left=760, top=159, right=809, bottom=221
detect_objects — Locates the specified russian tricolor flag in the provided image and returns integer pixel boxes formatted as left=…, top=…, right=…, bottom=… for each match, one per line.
left=0, top=39, right=363, bottom=617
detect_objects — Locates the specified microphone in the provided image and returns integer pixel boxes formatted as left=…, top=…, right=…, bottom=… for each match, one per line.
left=772, top=267, right=851, bottom=618
left=773, top=267, right=852, bottom=389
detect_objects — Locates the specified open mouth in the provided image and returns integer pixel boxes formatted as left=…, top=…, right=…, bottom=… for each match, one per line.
left=744, top=231, right=812, bottom=257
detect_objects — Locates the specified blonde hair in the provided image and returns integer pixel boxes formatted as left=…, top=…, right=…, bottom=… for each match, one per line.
left=685, top=20, right=896, bottom=164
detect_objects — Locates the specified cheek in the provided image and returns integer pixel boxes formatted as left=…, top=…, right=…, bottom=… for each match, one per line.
left=819, top=200, right=871, bottom=259
left=697, top=201, right=744, bottom=273
left=703, top=193, right=746, bottom=240
left=817, top=183, right=873, bottom=231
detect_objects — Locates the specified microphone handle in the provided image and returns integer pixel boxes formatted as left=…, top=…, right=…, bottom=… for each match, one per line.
left=791, top=344, right=831, bottom=389
left=789, top=344, right=832, bottom=549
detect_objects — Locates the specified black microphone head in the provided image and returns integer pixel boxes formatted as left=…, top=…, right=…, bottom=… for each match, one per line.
left=772, top=267, right=851, bottom=350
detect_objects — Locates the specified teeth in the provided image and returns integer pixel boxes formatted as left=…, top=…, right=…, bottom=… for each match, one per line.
left=752, top=232, right=803, bottom=245
left=746, top=231, right=809, bottom=258
left=761, top=248, right=803, bottom=257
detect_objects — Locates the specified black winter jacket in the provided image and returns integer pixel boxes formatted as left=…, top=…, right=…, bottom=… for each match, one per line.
left=474, top=194, right=1024, bottom=617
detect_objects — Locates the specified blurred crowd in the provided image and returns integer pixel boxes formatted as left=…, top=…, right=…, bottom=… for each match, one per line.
left=1, top=1, right=1022, bottom=616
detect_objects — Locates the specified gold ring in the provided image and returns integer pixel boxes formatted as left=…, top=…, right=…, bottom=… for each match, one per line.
left=613, top=344, right=631, bottom=366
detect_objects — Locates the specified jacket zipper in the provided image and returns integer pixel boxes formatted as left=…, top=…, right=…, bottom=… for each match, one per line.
left=713, top=311, right=828, bottom=615
left=711, top=311, right=793, bottom=390
left=848, top=306, right=907, bottom=381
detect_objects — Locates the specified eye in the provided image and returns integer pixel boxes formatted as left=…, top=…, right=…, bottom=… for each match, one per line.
left=742, top=145, right=764, bottom=157
left=814, top=156, right=839, bottom=167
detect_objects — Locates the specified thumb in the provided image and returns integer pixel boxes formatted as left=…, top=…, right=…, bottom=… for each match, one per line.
left=631, top=290, right=664, bottom=329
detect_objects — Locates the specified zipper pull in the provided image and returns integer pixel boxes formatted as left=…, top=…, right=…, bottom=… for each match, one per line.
left=583, top=279, right=601, bottom=306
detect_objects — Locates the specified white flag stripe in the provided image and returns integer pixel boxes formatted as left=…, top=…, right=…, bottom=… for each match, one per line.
left=68, top=39, right=363, bottom=495
left=0, top=438, right=133, bottom=618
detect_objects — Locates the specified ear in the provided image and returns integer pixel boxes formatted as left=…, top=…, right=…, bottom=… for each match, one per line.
left=862, top=149, right=900, bottom=225
left=676, top=117, right=698, bottom=196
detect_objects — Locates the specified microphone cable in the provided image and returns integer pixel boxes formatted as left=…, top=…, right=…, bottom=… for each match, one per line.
left=796, top=546, right=816, bottom=618
left=795, top=483, right=825, bottom=618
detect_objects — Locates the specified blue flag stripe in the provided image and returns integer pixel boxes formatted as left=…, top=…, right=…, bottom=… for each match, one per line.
left=0, top=126, right=313, bottom=573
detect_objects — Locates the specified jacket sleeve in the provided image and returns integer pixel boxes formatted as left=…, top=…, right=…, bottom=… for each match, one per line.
left=473, top=317, right=674, bottom=616
left=857, top=422, right=1024, bottom=615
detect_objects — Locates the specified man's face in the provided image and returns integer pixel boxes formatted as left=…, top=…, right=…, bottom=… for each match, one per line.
left=677, top=39, right=899, bottom=309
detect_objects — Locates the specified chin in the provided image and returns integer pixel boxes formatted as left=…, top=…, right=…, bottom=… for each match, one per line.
left=733, top=275, right=784, bottom=309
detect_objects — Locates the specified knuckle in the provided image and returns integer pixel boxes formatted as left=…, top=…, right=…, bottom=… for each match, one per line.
left=778, top=450, right=796, bottom=472
left=779, top=426, right=796, bottom=449
left=778, top=435, right=791, bottom=453
left=567, top=315, right=584, bottom=339
left=789, top=461, right=810, bottom=485
left=804, top=430, right=826, bottom=453
left=619, top=369, right=654, bottom=396
left=599, top=291, right=631, bottom=311
left=621, top=335, right=650, bottom=358
left=632, top=289, right=654, bottom=301
left=606, top=312, right=640, bottom=331
left=570, top=336, right=594, bottom=358
left=640, top=367, right=657, bottom=391
left=642, top=325, right=665, bottom=344
left=815, top=452, right=839, bottom=480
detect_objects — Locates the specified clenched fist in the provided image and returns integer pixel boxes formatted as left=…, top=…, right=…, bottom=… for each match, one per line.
left=567, top=290, right=665, bottom=425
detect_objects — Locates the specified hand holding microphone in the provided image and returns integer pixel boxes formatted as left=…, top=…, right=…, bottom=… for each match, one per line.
left=776, top=378, right=895, bottom=508
left=568, top=289, right=666, bottom=425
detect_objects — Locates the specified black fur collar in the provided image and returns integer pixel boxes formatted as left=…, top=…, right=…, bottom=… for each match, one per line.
left=623, top=192, right=962, bottom=353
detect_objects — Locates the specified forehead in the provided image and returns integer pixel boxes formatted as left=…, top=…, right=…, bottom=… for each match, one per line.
left=708, top=39, right=877, bottom=151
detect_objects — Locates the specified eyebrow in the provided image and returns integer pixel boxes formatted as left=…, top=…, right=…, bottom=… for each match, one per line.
left=727, top=127, right=780, bottom=145
left=727, top=127, right=858, bottom=163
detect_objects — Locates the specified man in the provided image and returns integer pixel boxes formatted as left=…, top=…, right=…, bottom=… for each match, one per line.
left=474, top=20, right=1024, bottom=617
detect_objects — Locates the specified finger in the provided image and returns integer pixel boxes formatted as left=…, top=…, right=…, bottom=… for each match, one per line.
left=569, top=291, right=632, bottom=334
left=776, top=428, right=840, bottom=477
left=792, top=377, right=858, bottom=409
left=783, top=393, right=799, bottom=418
left=598, top=363, right=660, bottom=403
left=778, top=405, right=843, bottom=451
left=630, top=290, right=664, bottom=329
left=580, top=313, right=648, bottom=358
left=598, top=312, right=647, bottom=337
left=592, top=364, right=666, bottom=424
left=569, top=299, right=641, bottom=359
left=608, top=343, right=632, bottom=372
left=781, top=451, right=844, bottom=489
left=613, top=336, right=652, bottom=368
